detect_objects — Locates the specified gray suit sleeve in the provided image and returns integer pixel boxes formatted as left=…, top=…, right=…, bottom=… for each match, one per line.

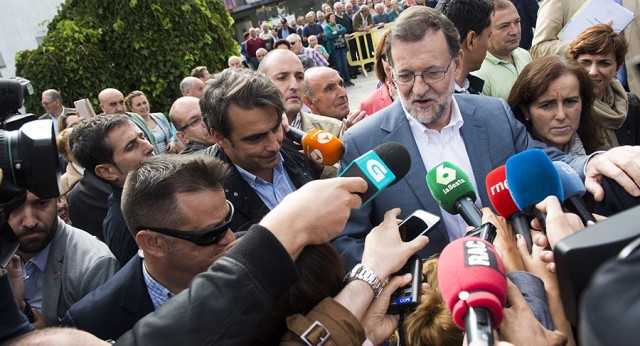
left=507, top=271, right=555, bottom=330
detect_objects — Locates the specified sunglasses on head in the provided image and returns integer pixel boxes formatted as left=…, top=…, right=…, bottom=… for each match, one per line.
left=137, top=200, right=234, bottom=246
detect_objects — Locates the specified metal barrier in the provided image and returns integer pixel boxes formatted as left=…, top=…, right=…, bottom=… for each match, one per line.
left=346, top=22, right=394, bottom=78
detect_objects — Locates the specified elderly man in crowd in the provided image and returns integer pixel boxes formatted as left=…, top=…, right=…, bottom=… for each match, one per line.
left=39, top=89, right=77, bottom=135
left=179, top=76, right=204, bottom=98
left=169, top=96, right=215, bottom=155
left=287, top=33, right=329, bottom=67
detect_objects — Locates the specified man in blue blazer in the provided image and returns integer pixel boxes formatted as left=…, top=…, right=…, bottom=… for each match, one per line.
left=62, top=155, right=236, bottom=340
left=333, top=7, right=640, bottom=271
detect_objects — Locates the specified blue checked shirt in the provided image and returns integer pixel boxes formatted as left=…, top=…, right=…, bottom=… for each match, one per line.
left=142, top=257, right=175, bottom=310
left=301, top=47, right=329, bottom=67
left=235, top=153, right=297, bottom=210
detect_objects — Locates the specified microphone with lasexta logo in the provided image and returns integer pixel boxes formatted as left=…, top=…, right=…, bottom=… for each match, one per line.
left=426, top=161, right=483, bottom=227
left=286, top=127, right=344, bottom=165
left=339, top=141, right=411, bottom=207
left=438, top=237, right=507, bottom=346
left=486, top=165, right=533, bottom=252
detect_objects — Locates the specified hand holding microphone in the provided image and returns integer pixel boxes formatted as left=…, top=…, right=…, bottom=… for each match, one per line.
left=426, top=161, right=483, bottom=227
left=286, top=127, right=344, bottom=166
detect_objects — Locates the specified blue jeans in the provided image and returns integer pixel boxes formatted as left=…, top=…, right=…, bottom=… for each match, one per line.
left=331, top=48, right=350, bottom=84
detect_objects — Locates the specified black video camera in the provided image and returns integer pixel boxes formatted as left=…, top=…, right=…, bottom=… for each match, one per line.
left=0, top=78, right=60, bottom=268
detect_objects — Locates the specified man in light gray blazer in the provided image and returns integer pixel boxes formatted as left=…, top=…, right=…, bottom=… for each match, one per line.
left=333, top=7, right=640, bottom=271
left=8, top=190, right=119, bottom=326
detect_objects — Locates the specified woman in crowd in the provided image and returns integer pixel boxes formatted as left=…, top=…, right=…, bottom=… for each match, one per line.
left=57, top=127, right=84, bottom=195
left=567, top=24, right=640, bottom=147
left=58, top=113, right=82, bottom=131
left=125, top=90, right=176, bottom=154
left=324, top=12, right=354, bottom=87
left=359, top=30, right=395, bottom=115
left=508, top=56, right=606, bottom=154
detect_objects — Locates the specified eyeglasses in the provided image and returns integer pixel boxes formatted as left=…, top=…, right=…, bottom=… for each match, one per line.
left=392, top=59, right=453, bottom=85
left=178, top=115, right=204, bottom=131
left=138, top=200, right=234, bottom=246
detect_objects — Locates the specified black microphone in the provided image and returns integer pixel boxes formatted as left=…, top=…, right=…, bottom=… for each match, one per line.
left=339, top=142, right=411, bottom=207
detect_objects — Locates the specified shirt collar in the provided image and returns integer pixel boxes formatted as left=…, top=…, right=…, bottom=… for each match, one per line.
left=291, top=113, right=302, bottom=130
left=235, top=152, right=285, bottom=186
left=455, top=77, right=471, bottom=93
left=142, top=259, right=175, bottom=310
left=26, top=241, right=52, bottom=272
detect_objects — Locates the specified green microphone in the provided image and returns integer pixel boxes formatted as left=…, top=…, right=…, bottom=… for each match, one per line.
left=426, top=161, right=483, bottom=227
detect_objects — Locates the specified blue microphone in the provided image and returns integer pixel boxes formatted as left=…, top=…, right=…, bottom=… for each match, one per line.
left=339, top=142, right=410, bottom=207
left=553, top=161, right=597, bottom=225
left=505, top=149, right=564, bottom=231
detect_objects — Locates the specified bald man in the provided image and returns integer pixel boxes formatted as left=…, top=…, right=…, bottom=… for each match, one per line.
left=180, top=77, right=205, bottom=98
left=169, top=97, right=215, bottom=155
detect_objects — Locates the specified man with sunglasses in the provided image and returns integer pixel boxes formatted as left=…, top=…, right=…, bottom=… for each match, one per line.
left=169, top=96, right=215, bottom=155
left=332, top=6, right=640, bottom=271
left=61, top=155, right=235, bottom=340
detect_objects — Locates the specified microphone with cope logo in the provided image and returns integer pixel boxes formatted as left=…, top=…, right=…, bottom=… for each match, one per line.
left=286, top=127, right=344, bottom=165
left=339, top=142, right=411, bottom=207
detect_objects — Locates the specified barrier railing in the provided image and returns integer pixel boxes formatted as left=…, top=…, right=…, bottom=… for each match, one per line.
left=346, top=22, right=394, bottom=78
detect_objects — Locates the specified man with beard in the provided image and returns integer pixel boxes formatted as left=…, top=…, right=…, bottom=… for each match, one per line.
left=8, top=189, right=118, bottom=327
left=61, top=155, right=235, bottom=340
left=332, top=6, right=640, bottom=271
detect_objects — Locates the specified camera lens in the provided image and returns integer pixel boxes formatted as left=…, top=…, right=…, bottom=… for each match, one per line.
left=0, top=119, right=60, bottom=199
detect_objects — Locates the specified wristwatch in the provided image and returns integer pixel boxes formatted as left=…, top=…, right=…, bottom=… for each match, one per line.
left=344, top=263, right=386, bottom=298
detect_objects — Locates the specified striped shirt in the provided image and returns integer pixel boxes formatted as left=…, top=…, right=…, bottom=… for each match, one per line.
left=142, top=258, right=175, bottom=310
left=301, top=47, right=329, bottom=67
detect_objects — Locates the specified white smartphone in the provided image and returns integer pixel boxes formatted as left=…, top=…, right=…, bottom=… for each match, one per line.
left=398, top=210, right=441, bottom=241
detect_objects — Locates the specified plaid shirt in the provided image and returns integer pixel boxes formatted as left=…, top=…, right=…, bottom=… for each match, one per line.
left=301, top=47, right=329, bottom=67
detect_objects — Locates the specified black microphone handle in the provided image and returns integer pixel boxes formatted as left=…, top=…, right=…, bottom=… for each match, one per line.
left=565, top=195, right=597, bottom=225
left=533, top=208, right=547, bottom=233
left=465, top=306, right=494, bottom=346
left=285, top=126, right=306, bottom=143
left=455, top=196, right=483, bottom=227
left=509, top=213, right=532, bottom=253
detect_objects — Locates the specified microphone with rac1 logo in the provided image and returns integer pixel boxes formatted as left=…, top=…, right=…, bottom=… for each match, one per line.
left=339, top=141, right=411, bottom=207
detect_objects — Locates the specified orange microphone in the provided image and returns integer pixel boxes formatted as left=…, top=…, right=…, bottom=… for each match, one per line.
left=287, top=127, right=344, bottom=166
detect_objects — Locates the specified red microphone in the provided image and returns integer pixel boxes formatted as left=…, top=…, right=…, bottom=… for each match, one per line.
left=486, top=165, right=533, bottom=253
left=286, top=127, right=344, bottom=166
left=438, top=237, right=507, bottom=346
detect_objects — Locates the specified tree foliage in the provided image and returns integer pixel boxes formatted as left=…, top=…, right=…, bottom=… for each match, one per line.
left=16, top=0, right=238, bottom=114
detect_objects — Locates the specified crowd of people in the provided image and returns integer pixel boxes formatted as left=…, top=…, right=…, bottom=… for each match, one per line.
left=2, top=0, right=640, bottom=344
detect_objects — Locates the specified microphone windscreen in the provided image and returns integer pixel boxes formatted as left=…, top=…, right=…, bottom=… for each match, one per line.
left=301, top=129, right=344, bottom=166
left=486, top=165, right=520, bottom=218
left=506, top=149, right=564, bottom=215
left=553, top=161, right=586, bottom=199
left=373, top=141, right=411, bottom=185
left=426, top=161, right=477, bottom=215
left=437, top=237, right=507, bottom=329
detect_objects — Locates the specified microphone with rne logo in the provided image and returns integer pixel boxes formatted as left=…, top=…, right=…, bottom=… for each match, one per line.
left=553, top=161, right=597, bottom=225
left=286, top=127, right=344, bottom=166
left=426, top=161, right=483, bottom=227
left=486, top=165, right=533, bottom=252
left=438, top=237, right=507, bottom=346
left=506, top=149, right=564, bottom=231
left=339, top=142, right=411, bottom=207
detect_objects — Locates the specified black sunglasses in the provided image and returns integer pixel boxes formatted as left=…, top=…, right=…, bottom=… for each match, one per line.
left=137, top=200, right=234, bottom=246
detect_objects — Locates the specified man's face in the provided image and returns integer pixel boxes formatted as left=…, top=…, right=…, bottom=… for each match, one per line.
left=263, top=53, right=306, bottom=118
left=256, top=50, right=267, bottom=62
left=288, top=37, right=303, bottom=54
left=308, top=35, right=318, bottom=47
left=229, top=57, right=243, bottom=68
left=9, top=192, right=58, bottom=256
left=351, top=0, right=358, bottom=6
left=305, top=68, right=351, bottom=120
left=290, top=19, right=298, bottom=28
left=161, top=189, right=236, bottom=281
left=174, top=99, right=214, bottom=146
left=345, top=3, right=354, bottom=14
left=317, top=12, right=325, bottom=22
left=306, top=13, right=315, bottom=24
left=375, top=5, right=384, bottom=15
left=215, top=105, right=283, bottom=180
left=334, top=3, right=344, bottom=15
left=185, top=79, right=204, bottom=98
left=249, top=29, right=257, bottom=38
left=467, top=25, right=492, bottom=72
left=102, top=121, right=155, bottom=185
left=41, top=95, right=61, bottom=116
left=100, top=91, right=126, bottom=114
left=489, top=5, right=521, bottom=57
left=390, top=30, right=459, bottom=129
left=262, top=24, right=269, bottom=32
